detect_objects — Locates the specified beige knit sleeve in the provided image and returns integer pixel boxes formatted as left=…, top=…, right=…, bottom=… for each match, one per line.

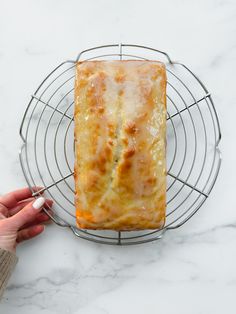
left=0, top=248, right=18, bottom=299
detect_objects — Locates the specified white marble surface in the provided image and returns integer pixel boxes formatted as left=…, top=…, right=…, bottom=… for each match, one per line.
left=0, top=0, right=236, bottom=313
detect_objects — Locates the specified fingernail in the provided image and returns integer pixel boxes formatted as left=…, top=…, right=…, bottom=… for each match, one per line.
left=32, top=197, right=45, bottom=210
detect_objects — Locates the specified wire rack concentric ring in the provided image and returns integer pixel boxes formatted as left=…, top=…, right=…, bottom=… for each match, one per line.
left=19, top=44, right=221, bottom=245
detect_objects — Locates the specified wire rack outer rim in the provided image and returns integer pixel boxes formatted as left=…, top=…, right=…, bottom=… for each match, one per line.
left=19, top=43, right=222, bottom=246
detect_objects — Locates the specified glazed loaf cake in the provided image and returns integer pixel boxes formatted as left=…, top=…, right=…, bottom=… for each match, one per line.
left=74, top=60, right=167, bottom=230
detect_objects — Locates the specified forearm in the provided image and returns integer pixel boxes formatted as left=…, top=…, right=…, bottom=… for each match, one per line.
left=0, top=248, right=18, bottom=299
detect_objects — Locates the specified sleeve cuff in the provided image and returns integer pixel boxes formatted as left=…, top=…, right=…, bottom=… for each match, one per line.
left=0, top=248, right=18, bottom=299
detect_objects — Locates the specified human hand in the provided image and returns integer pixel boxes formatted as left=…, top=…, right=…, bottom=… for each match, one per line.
left=0, top=187, right=52, bottom=253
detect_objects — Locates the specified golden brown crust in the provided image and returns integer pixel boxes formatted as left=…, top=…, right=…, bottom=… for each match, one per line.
left=74, top=60, right=167, bottom=230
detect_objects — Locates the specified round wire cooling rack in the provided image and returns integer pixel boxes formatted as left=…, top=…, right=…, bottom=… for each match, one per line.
left=19, top=43, right=222, bottom=245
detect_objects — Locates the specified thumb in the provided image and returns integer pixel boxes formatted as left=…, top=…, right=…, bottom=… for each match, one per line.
left=10, top=197, right=45, bottom=229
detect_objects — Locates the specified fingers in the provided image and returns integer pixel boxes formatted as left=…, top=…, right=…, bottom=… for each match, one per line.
left=9, top=197, right=46, bottom=229
left=20, top=210, right=52, bottom=230
left=17, top=225, right=45, bottom=243
left=0, top=187, right=43, bottom=209
left=9, top=198, right=53, bottom=216
left=8, top=198, right=34, bottom=216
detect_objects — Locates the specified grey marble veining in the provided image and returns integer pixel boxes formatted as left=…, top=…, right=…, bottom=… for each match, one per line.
left=0, top=0, right=236, bottom=313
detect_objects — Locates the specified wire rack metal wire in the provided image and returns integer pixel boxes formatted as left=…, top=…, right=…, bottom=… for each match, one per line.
left=19, top=43, right=222, bottom=245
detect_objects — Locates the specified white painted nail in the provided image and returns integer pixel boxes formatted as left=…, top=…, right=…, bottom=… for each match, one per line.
left=32, top=197, right=45, bottom=210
